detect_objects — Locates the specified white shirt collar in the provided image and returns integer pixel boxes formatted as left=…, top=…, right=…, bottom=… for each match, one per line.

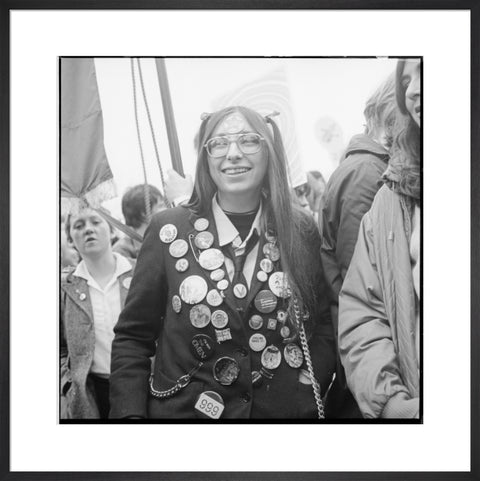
left=211, top=195, right=262, bottom=248
left=73, top=252, right=131, bottom=289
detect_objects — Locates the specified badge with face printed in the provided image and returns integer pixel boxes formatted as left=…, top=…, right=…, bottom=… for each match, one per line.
left=213, top=357, right=240, bottom=385
left=210, top=269, right=225, bottom=282
left=233, top=283, right=247, bottom=299
left=277, top=310, right=287, bottom=322
left=256, top=271, right=268, bottom=283
left=248, top=314, right=263, bottom=330
left=260, top=258, right=273, bottom=273
left=199, top=249, right=225, bottom=271
left=179, top=275, right=208, bottom=304
left=254, top=290, right=278, bottom=314
left=206, top=289, right=223, bottom=307
left=175, top=258, right=189, bottom=273
left=284, top=343, right=304, bottom=368
left=190, top=334, right=215, bottom=361
left=261, top=345, right=282, bottom=370
left=217, top=279, right=229, bottom=291
left=220, top=112, right=246, bottom=134
left=268, top=272, right=292, bottom=299
left=169, top=239, right=189, bottom=258
left=194, top=231, right=214, bottom=250
left=195, top=391, right=225, bottom=419
left=159, top=224, right=178, bottom=244
left=189, top=304, right=212, bottom=328
left=172, top=295, right=182, bottom=313
left=194, top=218, right=209, bottom=232
left=211, top=310, right=229, bottom=329
left=263, top=243, right=280, bottom=262
left=249, top=333, right=267, bottom=352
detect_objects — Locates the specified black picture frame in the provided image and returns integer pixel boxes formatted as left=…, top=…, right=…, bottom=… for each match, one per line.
left=1, top=1, right=478, bottom=480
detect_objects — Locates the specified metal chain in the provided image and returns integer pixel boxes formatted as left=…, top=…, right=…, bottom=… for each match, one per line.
left=135, top=58, right=171, bottom=208
left=292, top=296, right=325, bottom=419
left=149, top=363, right=203, bottom=399
left=130, top=58, right=152, bottom=222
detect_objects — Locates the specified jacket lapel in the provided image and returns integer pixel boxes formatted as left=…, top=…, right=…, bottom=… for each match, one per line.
left=62, top=276, right=94, bottom=321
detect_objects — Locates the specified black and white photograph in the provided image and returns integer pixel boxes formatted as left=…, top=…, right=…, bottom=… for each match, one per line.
left=60, top=56, right=421, bottom=422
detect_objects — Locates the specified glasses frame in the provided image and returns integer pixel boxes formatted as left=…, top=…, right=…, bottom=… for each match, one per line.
left=204, top=132, right=265, bottom=158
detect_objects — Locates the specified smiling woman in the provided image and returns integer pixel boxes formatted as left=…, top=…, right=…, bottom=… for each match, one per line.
left=109, top=106, right=336, bottom=420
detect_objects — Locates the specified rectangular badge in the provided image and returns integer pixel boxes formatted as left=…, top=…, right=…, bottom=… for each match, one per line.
left=194, top=392, right=225, bottom=419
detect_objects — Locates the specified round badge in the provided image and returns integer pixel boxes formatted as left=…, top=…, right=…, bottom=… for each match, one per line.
left=213, top=357, right=240, bottom=386
left=277, top=310, right=288, bottom=322
left=179, top=275, right=208, bottom=304
left=159, top=224, right=178, bottom=243
left=233, top=283, right=247, bottom=299
left=249, top=333, right=267, bottom=352
left=194, top=218, right=209, bottom=232
left=199, top=249, right=225, bottom=271
left=280, top=325, right=291, bottom=338
left=254, top=290, right=278, bottom=314
left=263, top=243, right=280, bottom=262
left=256, top=271, right=268, bottom=283
left=261, top=345, right=282, bottom=370
left=194, top=231, right=214, bottom=250
left=172, top=295, right=182, bottom=313
left=169, top=239, right=189, bottom=258
left=79, top=292, right=86, bottom=301
left=210, top=269, right=225, bottom=282
left=259, top=258, right=273, bottom=273
left=217, top=279, right=229, bottom=291
left=175, top=258, right=189, bottom=272
left=190, top=334, right=215, bottom=361
left=206, top=289, right=223, bottom=307
left=284, top=343, right=304, bottom=368
left=122, top=277, right=132, bottom=289
left=211, top=310, right=229, bottom=329
left=268, top=271, right=292, bottom=299
left=248, top=314, right=264, bottom=330
left=189, top=304, right=211, bottom=328
left=265, top=231, right=277, bottom=243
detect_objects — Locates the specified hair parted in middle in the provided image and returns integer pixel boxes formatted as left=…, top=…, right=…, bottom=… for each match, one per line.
left=188, top=105, right=322, bottom=326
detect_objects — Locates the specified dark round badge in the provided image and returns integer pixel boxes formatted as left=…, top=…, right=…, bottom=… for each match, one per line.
left=189, top=304, right=211, bottom=328
left=284, top=343, right=304, bottom=368
left=256, top=271, right=268, bottom=282
left=210, top=269, right=225, bottom=282
left=172, top=295, right=182, bottom=313
left=261, top=345, right=282, bottom=370
left=199, top=249, right=224, bottom=271
left=169, top=239, right=189, bottom=258
left=190, top=334, right=215, bottom=361
left=213, top=357, right=240, bottom=386
left=211, top=310, right=228, bottom=329
left=233, top=283, right=247, bottom=299
left=254, top=290, right=278, bottom=314
left=194, top=231, right=214, bottom=250
left=159, top=224, right=177, bottom=243
left=259, top=258, right=273, bottom=273
left=175, top=258, right=189, bottom=273
left=194, top=218, right=209, bottom=232
left=248, top=314, right=263, bottom=330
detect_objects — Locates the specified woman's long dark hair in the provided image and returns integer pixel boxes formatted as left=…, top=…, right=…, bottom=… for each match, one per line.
left=388, top=60, right=421, bottom=201
left=188, top=106, right=320, bottom=322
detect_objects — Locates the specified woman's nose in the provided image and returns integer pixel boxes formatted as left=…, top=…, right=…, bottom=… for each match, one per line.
left=226, top=140, right=242, bottom=159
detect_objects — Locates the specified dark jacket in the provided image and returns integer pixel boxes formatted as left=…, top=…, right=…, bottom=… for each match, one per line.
left=110, top=205, right=335, bottom=419
left=60, top=257, right=135, bottom=419
left=319, top=134, right=389, bottom=418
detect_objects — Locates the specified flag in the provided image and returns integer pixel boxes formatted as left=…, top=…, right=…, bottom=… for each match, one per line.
left=60, top=58, right=116, bottom=215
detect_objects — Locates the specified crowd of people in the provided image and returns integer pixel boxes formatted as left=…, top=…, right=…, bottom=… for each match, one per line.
left=60, top=58, right=421, bottom=420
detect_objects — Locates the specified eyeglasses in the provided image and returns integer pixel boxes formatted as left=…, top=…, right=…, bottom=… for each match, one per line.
left=204, top=133, right=264, bottom=158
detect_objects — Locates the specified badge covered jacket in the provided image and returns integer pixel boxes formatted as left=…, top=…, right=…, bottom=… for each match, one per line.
left=110, top=205, right=336, bottom=419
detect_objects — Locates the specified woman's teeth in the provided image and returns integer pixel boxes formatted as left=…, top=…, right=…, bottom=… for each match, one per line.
left=223, top=167, right=250, bottom=175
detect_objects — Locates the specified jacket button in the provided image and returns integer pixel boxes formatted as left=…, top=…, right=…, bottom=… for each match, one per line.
left=240, top=392, right=251, bottom=403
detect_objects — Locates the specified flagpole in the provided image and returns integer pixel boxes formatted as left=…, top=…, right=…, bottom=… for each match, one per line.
left=155, top=58, right=184, bottom=177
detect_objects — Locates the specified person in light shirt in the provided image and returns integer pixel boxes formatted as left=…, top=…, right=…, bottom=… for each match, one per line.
left=60, top=207, right=135, bottom=419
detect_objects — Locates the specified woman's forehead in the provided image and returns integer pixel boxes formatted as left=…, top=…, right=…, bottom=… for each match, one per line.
left=71, top=209, right=102, bottom=223
left=213, top=112, right=253, bottom=136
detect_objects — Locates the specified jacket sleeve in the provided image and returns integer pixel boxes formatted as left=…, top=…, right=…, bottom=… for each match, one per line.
left=60, top=289, right=71, bottom=396
left=109, top=215, right=168, bottom=419
left=338, top=211, right=410, bottom=418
